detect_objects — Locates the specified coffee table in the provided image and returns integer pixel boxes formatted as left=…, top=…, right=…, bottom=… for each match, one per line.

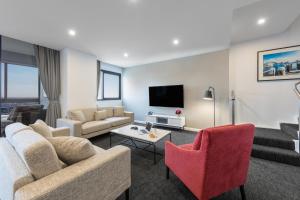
left=110, top=125, right=172, bottom=164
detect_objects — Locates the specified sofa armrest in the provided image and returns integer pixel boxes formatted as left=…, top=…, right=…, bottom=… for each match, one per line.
left=165, top=141, right=204, bottom=180
left=56, top=118, right=82, bottom=137
left=124, top=111, right=134, bottom=123
left=50, top=127, right=70, bottom=137
left=15, top=145, right=131, bottom=200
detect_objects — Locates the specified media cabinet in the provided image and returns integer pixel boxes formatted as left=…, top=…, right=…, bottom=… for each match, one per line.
left=145, top=114, right=186, bottom=129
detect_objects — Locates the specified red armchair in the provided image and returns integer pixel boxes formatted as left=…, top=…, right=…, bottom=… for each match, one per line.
left=165, top=124, right=255, bottom=200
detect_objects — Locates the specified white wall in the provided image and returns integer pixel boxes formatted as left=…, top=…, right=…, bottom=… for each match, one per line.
left=97, top=62, right=123, bottom=107
left=60, top=48, right=97, bottom=117
left=123, top=50, right=230, bottom=130
left=229, top=17, right=300, bottom=129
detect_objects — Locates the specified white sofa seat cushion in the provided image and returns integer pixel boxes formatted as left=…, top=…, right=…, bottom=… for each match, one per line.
left=48, top=137, right=96, bottom=165
left=81, top=121, right=112, bottom=135
left=104, top=117, right=131, bottom=127
left=9, top=130, right=62, bottom=179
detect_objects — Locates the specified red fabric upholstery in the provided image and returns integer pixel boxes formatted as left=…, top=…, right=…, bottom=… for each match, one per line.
left=192, top=130, right=203, bottom=150
left=165, top=124, right=255, bottom=200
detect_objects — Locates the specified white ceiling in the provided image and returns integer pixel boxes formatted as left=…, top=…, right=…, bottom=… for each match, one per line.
left=0, top=0, right=298, bottom=67
left=232, top=0, right=300, bottom=44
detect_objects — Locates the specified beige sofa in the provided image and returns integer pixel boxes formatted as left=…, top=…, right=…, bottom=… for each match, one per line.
left=57, top=107, right=134, bottom=139
left=0, top=123, right=131, bottom=200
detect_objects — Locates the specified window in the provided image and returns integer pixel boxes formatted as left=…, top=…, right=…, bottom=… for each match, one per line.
left=0, top=63, right=40, bottom=102
left=98, top=70, right=121, bottom=100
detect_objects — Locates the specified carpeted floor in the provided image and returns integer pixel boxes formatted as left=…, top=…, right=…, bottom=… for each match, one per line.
left=90, top=128, right=300, bottom=200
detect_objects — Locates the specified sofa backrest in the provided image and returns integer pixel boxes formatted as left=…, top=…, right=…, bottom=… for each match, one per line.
left=97, top=107, right=124, bottom=118
left=97, top=107, right=114, bottom=118
left=0, top=138, right=34, bottom=200
left=68, top=108, right=97, bottom=122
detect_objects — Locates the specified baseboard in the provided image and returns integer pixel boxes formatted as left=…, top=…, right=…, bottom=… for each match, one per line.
left=134, top=120, right=199, bottom=132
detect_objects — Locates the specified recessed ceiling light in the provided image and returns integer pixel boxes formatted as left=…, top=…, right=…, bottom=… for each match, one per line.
left=257, top=18, right=266, bottom=25
left=173, top=39, right=180, bottom=46
left=68, top=29, right=76, bottom=36
left=124, top=53, right=129, bottom=58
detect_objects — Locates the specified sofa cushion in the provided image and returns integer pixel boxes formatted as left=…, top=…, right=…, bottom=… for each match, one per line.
left=104, top=117, right=131, bottom=127
left=81, top=121, right=112, bottom=135
left=98, top=107, right=114, bottom=118
left=47, top=136, right=96, bottom=165
left=81, top=108, right=97, bottom=121
left=114, top=107, right=124, bottom=117
left=29, top=120, right=52, bottom=137
left=5, top=122, right=33, bottom=144
left=69, top=110, right=87, bottom=123
left=95, top=110, right=107, bottom=121
left=9, top=130, right=62, bottom=179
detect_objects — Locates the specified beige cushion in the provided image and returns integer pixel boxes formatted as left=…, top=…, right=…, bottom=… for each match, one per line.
left=81, top=108, right=97, bottom=121
left=9, top=130, right=62, bottom=179
left=114, top=107, right=124, bottom=117
left=47, top=137, right=96, bottom=165
left=69, top=110, right=86, bottom=122
left=30, top=120, right=52, bottom=137
left=81, top=121, right=112, bottom=135
left=95, top=110, right=107, bottom=121
left=105, top=117, right=131, bottom=127
left=98, top=107, right=114, bottom=118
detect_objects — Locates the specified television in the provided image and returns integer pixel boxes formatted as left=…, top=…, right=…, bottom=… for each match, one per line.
left=149, top=85, right=184, bottom=108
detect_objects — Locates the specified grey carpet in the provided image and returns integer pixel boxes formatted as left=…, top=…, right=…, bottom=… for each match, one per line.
left=90, top=128, right=300, bottom=200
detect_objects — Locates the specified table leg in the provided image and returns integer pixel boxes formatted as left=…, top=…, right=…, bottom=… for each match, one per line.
left=169, top=133, right=172, bottom=142
left=153, top=143, right=156, bottom=164
left=109, top=133, right=112, bottom=147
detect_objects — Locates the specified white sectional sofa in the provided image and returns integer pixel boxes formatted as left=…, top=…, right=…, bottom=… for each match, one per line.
left=57, top=106, right=134, bottom=139
left=0, top=122, right=131, bottom=200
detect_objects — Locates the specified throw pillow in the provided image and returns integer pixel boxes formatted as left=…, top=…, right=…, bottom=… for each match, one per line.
left=114, top=107, right=124, bottom=117
left=48, top=136, right=96, bottom=165
left=30, top=120, right=52, bottom=137
left=95, top=110, right=107, bottom=121
left=192, top=130, right=203, bottom=150
left=69, top=110, right=86, bottom=122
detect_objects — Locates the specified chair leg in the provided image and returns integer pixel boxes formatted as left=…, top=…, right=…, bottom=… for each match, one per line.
left=125, top=188, right=129, bottom=200
left=166, top=166, right=170, bottom=179
left=240, top=185, right=246, bottom=200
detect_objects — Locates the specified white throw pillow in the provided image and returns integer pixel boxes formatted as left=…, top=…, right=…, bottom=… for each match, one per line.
left=30, top=120, right=52, bottom=137
left=47, top=136, right=96, bottom=165
left=95, top=110, right=107, bottom=121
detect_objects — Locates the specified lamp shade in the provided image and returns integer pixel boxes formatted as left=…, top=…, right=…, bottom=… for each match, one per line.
left=203, top=89, right=213, bottom=100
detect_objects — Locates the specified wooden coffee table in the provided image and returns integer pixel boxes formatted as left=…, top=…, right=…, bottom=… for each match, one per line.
left=110, top=125, right=172, bottom=164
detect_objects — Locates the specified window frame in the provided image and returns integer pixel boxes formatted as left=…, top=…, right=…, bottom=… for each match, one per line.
left=0, top=62, right=40, bottom=103
left=98, top=70, right=121, bottom=101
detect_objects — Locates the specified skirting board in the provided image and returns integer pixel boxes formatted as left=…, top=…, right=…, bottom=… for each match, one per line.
left=134, top=120, right=200, bottom=132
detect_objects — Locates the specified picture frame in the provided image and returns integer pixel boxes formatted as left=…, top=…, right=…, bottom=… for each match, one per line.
left=257, top=45, right=300, bottom=81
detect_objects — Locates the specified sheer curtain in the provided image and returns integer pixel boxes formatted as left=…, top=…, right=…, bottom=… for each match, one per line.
left=34, top=45, right=61, bottom=127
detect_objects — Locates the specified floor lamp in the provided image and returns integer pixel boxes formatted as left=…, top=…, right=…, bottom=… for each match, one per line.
left=203, top=86, right=215, bottom=127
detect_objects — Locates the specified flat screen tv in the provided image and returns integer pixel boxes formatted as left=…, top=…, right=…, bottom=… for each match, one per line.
left=149, top=85, right=184, bottom=108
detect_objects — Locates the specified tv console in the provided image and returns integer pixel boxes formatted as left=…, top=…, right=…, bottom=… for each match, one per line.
left=145, top=114, right=185, bottom=129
